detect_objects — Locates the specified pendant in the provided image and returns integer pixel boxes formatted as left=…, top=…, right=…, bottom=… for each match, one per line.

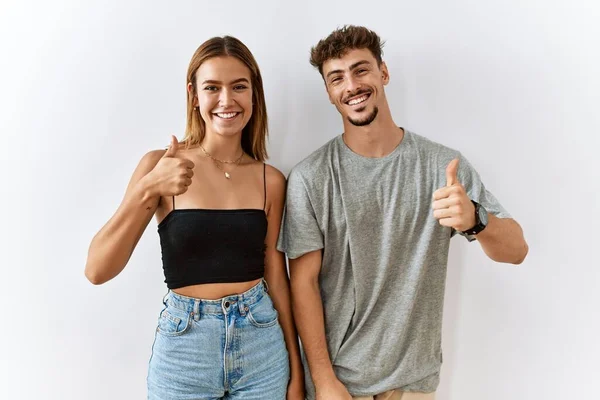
left=225, top=172, right=231, bottom=179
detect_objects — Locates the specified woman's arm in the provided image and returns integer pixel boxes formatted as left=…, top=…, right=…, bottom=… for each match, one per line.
left=263, top=165, right=305, bottom=398
left=85, top=137, right=193, bottom=284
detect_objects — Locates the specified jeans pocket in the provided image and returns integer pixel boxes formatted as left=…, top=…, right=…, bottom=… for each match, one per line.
left=156, top=307, right=191, bottom=336
left=247, top=294, right=279, bottom=328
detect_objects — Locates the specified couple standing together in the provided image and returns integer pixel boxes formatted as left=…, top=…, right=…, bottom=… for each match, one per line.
left=85, top=25, right=528, bottom=400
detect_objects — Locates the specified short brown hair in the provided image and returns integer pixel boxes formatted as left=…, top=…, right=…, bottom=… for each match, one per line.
left=310, top=25, right=385, bottom=76
left=185, top=36, right=268, bottom=161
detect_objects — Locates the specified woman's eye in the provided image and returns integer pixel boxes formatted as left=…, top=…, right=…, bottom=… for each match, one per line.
left=204, top=86, right=218, bottom=91
left=234, top=85, right=248, bottom=90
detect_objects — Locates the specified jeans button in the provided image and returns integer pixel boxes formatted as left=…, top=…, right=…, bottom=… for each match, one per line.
left=224, top=301, right=230, bottom=308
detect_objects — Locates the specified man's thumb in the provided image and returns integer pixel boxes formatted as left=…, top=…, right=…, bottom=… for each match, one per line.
left=446, top=158, right=460, bottom=186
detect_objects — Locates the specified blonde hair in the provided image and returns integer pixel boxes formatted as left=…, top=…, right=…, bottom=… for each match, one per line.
left=184, top=36, right=268, bottom=161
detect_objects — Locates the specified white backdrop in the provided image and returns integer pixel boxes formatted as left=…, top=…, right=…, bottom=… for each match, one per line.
left=1, top=0, right=599, bottom=399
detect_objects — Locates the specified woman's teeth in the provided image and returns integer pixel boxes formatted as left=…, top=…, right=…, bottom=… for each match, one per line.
left=216, top=112, right=238, bottom=119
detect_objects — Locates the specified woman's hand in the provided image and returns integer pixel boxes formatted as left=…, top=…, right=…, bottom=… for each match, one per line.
left=287, top=374, right=306, bottom=400
left=145, top=135, right=195, bottom=197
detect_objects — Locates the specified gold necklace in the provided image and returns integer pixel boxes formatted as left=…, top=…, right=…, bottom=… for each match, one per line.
left=200, top=145, right=245, bottom=164
left=200, top=145, right=244, bottom=179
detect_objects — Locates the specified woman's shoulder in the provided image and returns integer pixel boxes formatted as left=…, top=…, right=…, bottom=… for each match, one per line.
left=135, top=148, right=168, bottom=172
left=142, top=148, right=168, bottom=161
left=263, top=163, right=286, bottom=187
left=139, top=137, right=188, bottom=167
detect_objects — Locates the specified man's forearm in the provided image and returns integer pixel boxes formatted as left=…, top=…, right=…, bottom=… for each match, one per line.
left=291, top=278, right=337, bottom=386
left=476, top=215, right=528, bottom=264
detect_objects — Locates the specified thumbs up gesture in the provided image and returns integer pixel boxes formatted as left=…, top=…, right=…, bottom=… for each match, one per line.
left=148, top=135, right=195, bottom=196
left=432, top=158, right=476, bottom=231
left=163, top=134, right=180, bottom=158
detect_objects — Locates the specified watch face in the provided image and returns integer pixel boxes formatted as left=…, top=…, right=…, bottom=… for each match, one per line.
left=478, top=204, right=489, bottom=226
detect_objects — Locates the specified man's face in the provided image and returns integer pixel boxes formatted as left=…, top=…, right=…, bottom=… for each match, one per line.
left=321, top=48, right=389, bottom=127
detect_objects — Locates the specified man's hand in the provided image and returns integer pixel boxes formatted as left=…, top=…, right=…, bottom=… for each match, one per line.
left=432, top=158, right=476, bottom=232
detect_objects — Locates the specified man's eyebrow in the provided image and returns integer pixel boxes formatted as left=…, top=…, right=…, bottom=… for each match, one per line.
left=326, top=69, right=344, bottom=80
left=349, top=60, right=371, bottom=71
left=325, top=60, right=371, bottom=79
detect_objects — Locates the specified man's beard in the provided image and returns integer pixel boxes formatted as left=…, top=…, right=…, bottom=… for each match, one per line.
left=347, top=106, right=379, bottom=127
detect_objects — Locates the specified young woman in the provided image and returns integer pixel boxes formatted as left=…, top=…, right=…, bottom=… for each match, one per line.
left=85, top=36, right=304, bottom=399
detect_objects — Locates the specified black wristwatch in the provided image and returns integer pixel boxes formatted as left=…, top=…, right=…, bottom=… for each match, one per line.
left=461, top=200, right=488, bottom=236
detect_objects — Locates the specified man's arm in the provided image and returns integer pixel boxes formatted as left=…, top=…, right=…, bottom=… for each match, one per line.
left=289, top=250, right=352, bottom=399
left=433, top=158, right=529, bottom=265
left=474, top=215, right=528, bottom=264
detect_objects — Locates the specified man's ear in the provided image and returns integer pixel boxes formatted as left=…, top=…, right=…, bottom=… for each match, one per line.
left=380, top=61, right=390, bottom=85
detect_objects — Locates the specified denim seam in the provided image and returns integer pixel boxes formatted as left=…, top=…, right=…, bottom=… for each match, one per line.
left=223, top=307, right=230, bottom=391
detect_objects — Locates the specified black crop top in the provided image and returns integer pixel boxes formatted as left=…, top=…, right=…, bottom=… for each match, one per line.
left=157, top=165, right=268, bottom=289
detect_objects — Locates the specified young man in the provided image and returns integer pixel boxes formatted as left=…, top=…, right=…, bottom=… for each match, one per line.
left=277, top=26, right=528, bottom=400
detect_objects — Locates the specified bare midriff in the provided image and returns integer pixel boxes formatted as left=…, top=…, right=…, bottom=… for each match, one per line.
left=172, top=278, right=262, bottom=300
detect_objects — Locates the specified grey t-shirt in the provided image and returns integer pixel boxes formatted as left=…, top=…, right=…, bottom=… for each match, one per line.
left=277, top=130, right=511, bottom=398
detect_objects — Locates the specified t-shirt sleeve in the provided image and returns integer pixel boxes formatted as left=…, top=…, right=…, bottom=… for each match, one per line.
left=453, top=153, right=512, bottom=241
left=276, top=168, right=324, bottom=259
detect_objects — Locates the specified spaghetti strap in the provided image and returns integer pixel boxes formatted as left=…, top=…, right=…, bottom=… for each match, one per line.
left=263, top=163, right=267, bottom=211
left=172, top=196, right=176, bottom=211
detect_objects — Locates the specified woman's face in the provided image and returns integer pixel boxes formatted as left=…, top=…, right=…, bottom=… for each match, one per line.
left=192, top=56, right=253, bottom=138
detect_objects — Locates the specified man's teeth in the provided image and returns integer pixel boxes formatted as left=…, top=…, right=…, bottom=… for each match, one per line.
left=216, top=112, right=238, bottom=119
left=348, top=95, right=368, bottom=105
